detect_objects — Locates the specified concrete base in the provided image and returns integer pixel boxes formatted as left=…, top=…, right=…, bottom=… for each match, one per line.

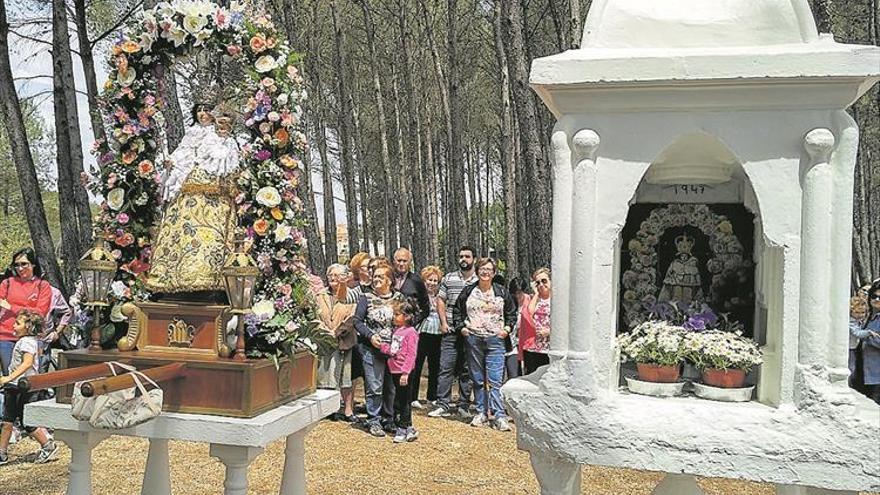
left=652, top=474, right=705, bottom=495
left=26, top=390, right=339, bottom=495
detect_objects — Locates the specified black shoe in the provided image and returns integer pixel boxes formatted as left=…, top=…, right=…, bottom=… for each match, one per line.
left=330, top=412, right=346, bottom=422
left=368, top=423, right=386, bottom=437
left=342, top=414, right=360, bottom=424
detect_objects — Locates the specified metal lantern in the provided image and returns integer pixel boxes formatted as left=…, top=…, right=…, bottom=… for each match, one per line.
left=78, top=238, right=117, bottom=351
left=222, top=242, right=260, bottom=361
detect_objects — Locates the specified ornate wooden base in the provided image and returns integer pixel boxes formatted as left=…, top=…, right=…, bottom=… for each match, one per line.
left=56, top=349, right=317, bottom=418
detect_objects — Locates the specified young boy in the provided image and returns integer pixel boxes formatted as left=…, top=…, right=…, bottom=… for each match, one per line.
left=0, top=310, right=57, bottom=465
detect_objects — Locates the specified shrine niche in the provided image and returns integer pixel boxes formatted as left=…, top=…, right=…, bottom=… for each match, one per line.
left=619, top=203, right=755, bottom=336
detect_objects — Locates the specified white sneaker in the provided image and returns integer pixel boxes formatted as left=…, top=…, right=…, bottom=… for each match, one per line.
left=9, top=427, right=20, bottom=445
left=427, top=406, right=451, bottom=418
left=495, top=417, right=512, bottom=431
left=410, top=400, right=424, bottom=410
left=470, top=413, right=486, bottom=427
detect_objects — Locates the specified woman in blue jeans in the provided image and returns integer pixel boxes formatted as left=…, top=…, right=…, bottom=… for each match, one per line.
left=455, top=258, right=517, bottom=431
left=353, top=265, right=405, bottom=437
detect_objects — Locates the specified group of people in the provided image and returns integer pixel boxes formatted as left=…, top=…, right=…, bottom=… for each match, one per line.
left=849, top=279, right=880, bottom=404
left=313, top=245, right=555, bottom=442
left=0, top=248, right=75, bottom=465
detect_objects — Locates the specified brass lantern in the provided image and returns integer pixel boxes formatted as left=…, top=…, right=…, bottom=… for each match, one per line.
left=78, top=238, right=117, bottom=350
left=222, top=242, right=260, bottom=361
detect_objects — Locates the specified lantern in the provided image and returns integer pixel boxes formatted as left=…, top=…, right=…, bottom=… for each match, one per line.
left=222, top=242, right=260, bottom=361
left=78, top=238, right=117, bottom=351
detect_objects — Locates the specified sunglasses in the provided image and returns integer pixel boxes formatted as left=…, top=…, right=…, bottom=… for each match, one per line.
left=871, top=294, right=880, bottom=301
left=536, top=278, right=550, bottom=285
left=13, top=262, right=31, bottom=268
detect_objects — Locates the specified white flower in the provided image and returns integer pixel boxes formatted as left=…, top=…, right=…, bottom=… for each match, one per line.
left=110, top=281, right=128, bottom=298
left=193, top=29, right=213, bottom=46
left=117, top=68, right=136, bottom=87
left=176, top=0, right=213, bottom=18
left=252, top=299, right=276, bottom=320
left=183, top=14, right=208, bottom=34
left=155, top=2, right=175, bottom=18
left=140, top=32, right=157, bottom=52
left=107, top=188, right=125, bottom=210
left=255, top=186, right=281, bottom=207
left=165, top=27, right=188, bottom=47
left=254, top=55, right=277, bottom=73
left=274, top=223, right=291, bottom=242
left=276, top=93, right=289, bottom=105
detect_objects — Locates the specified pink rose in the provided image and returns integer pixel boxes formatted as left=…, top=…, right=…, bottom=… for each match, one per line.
left=227, top=45, right=241, bottom=57
left=117, top=212, right=130, bottom=224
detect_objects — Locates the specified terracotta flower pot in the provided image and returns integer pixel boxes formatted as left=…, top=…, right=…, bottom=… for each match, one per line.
left=702, top=368, right=746, bottom=388
left=636, top=363, right=681, bottom=383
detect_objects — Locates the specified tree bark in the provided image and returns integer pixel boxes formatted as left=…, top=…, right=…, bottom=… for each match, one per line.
left=329, top=0, right=360, bottom=258
left=423, top=111, right=440, bottom=263
left=357, top=0, right=396, bottom=255
left=350, top=91, right=371, bottom=253
left=0, top=0, right=64, bottom=293
left=446, top=0, right=469, bottom=262
left=568, top=0, right=583, bottom=49
left=390, top=67, right=413, bottom=250
left=72, top=0, right=107, bottom=154
left=53, top=0, right=93, bottom=254
left=493, top=0, right=518, bottom=276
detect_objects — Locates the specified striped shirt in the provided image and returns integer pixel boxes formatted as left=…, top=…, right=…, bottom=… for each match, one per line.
left=437, top=270, right=478, bottom=320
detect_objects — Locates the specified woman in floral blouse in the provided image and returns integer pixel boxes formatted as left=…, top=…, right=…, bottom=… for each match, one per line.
left=522, top=268, right=552, bottom=375
left=354, top=265, right=405, bottom=437
left=455, top=258, right=517, bottom=431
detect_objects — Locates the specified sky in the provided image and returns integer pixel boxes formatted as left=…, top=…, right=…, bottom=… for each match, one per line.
left=8, top=5, right=349, bottom=230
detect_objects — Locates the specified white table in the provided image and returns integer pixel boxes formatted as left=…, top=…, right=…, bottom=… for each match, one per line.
left=25, top=389, right=340, bottom=495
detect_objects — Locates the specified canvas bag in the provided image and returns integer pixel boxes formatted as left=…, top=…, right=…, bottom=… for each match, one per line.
left=87, top=371, right=163, bottom=430
left=70, top=361, right=136, bottom=421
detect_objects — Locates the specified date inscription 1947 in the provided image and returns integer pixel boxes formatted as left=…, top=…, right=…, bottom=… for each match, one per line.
left=670, top=184, right=708, bottom=195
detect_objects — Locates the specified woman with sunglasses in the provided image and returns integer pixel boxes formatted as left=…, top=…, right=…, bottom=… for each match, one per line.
left=0, top=248, right=52, bottom=380
left=857, top=281, right=880, bottom=404
left=520, top=268, right=552, bottom=375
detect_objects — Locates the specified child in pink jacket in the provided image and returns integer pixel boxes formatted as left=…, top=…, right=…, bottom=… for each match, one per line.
left=380, top=299, right=420, bottom=443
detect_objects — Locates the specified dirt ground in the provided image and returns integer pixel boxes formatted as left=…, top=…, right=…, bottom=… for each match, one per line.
left=0, top=382, right=875, bottom=495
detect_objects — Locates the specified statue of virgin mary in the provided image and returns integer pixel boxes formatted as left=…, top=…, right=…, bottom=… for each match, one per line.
left=145, top=104, right=241, bottom=297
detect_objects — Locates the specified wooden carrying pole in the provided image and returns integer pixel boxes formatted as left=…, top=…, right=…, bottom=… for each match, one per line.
left=19, top=362, right=133, bottom=392
left=80, top=363, right=187, bottom=397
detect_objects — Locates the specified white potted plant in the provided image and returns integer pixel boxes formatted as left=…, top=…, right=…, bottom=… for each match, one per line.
left=683, top=330, right=762, bottom=389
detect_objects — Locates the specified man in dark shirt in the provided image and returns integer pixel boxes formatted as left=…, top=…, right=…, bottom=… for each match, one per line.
left=392, top=248, right=430, bottom=326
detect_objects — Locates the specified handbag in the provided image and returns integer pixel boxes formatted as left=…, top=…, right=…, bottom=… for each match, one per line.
left=70, top=361, right=136, bottom=421
left=88, top=371, right=163, bottom=429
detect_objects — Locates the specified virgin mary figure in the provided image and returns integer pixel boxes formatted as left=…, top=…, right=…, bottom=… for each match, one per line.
left=144, top=104, right=241, bottom=298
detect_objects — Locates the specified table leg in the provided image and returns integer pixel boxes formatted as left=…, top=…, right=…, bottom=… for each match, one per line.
left=279, top=427, right=314, bottom=494
left=209, top=444, right=264, bottom=495
left=53, top=430, right=109, bottom=495
left=141, top=438, right=171, bottom=495
left=652, top=474, right=705, bottom=495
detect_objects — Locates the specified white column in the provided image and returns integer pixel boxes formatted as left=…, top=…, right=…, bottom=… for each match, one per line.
left=53, top=430, right=109, bottom=495
left=776, top=484, right=857, bottom=495
left=798, top=128, right=835, bottom=368
left=209, top=444, right=264, bottom=495
left=567, top=129, right=601, bottom=393
left=549, top=128, right=573, bottom=361
left=141, top=438, right=171, bottom=495
left=279, top=427, right=313, bottom=494
left=529, top=452, right=582, bottom=495
left=652, top=474, right=705, bottom=495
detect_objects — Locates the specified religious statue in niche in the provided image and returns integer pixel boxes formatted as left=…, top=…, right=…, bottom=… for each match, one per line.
left=144, top=102, right=241, bottom=298
left=658, top=233, right=704, bottom=304
left=619, top=203, right=755, bottom=336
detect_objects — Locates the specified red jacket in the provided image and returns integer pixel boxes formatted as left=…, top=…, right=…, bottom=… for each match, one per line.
left=0, top=277, right=52, bottom=341
left=517, top=295, right=536, bottom=361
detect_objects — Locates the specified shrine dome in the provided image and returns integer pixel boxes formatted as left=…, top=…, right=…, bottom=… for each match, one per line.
left=581, top=0, right=818, bottom=49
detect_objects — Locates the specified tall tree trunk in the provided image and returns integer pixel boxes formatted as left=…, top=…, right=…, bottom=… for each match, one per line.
left=423, top=111, right=440, bottom=263
left=72, top=0, right=107, bottom=154
left=493, top=0, right=518, bottom=276
left=53, top=0, right=92, bottom=253
left=316, top=118, right=338, bottom=265
left=504, top=0, right=551, bottom=274
left=391, top=68, right=413, bottom=250
left=446, top=0, right=468, bottom=261
left=299, top=134, right=325, bottom=274
left=568, top=0, right=583, bottom=49
left=329, top=0, right=360, bottom=258
left=358, top=0, right=396, bottom=255
left=351, top=93, right=371, bottom=253
left=0, top=0, right=64, bottom=293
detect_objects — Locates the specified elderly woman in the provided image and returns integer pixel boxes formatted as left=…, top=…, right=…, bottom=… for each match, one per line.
left=316, top=264, right=358, bottom=422
left=521, top=268, right=552, bottom=375
left=409, top=265, right=443, bottom=409
left=456, top=258, right=517, bottom=431
left=855, top=281, right=880, bottom=404
left=354, top=265, right=405, bottom=436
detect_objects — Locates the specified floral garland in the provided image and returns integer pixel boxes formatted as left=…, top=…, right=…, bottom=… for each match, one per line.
left=90, top=0, right=328, bottom=357
left=621, top=204, right=745, bottom=328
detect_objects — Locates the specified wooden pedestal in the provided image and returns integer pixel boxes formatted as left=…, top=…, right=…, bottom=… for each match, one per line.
left=55, top=349, right=317, bottom=418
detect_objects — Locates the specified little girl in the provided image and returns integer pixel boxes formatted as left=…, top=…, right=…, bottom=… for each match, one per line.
left=380, top=299, right=420, bottom=443
left=0, top=310, right=57, bottom=465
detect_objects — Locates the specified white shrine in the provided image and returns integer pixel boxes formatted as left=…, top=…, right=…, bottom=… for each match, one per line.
left=502, top=1, right=880, bottom=494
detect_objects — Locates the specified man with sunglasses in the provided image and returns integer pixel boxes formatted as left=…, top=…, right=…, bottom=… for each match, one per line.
left=428, top=246, right=478, bottom=418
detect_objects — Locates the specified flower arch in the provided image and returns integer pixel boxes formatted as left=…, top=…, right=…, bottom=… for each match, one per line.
left=92, top=1, right=317, bottom=356
left=621, top=204, right=746, bottom=328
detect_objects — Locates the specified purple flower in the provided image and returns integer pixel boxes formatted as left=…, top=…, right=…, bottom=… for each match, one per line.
left=255, top=149, right=272, bottom=161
